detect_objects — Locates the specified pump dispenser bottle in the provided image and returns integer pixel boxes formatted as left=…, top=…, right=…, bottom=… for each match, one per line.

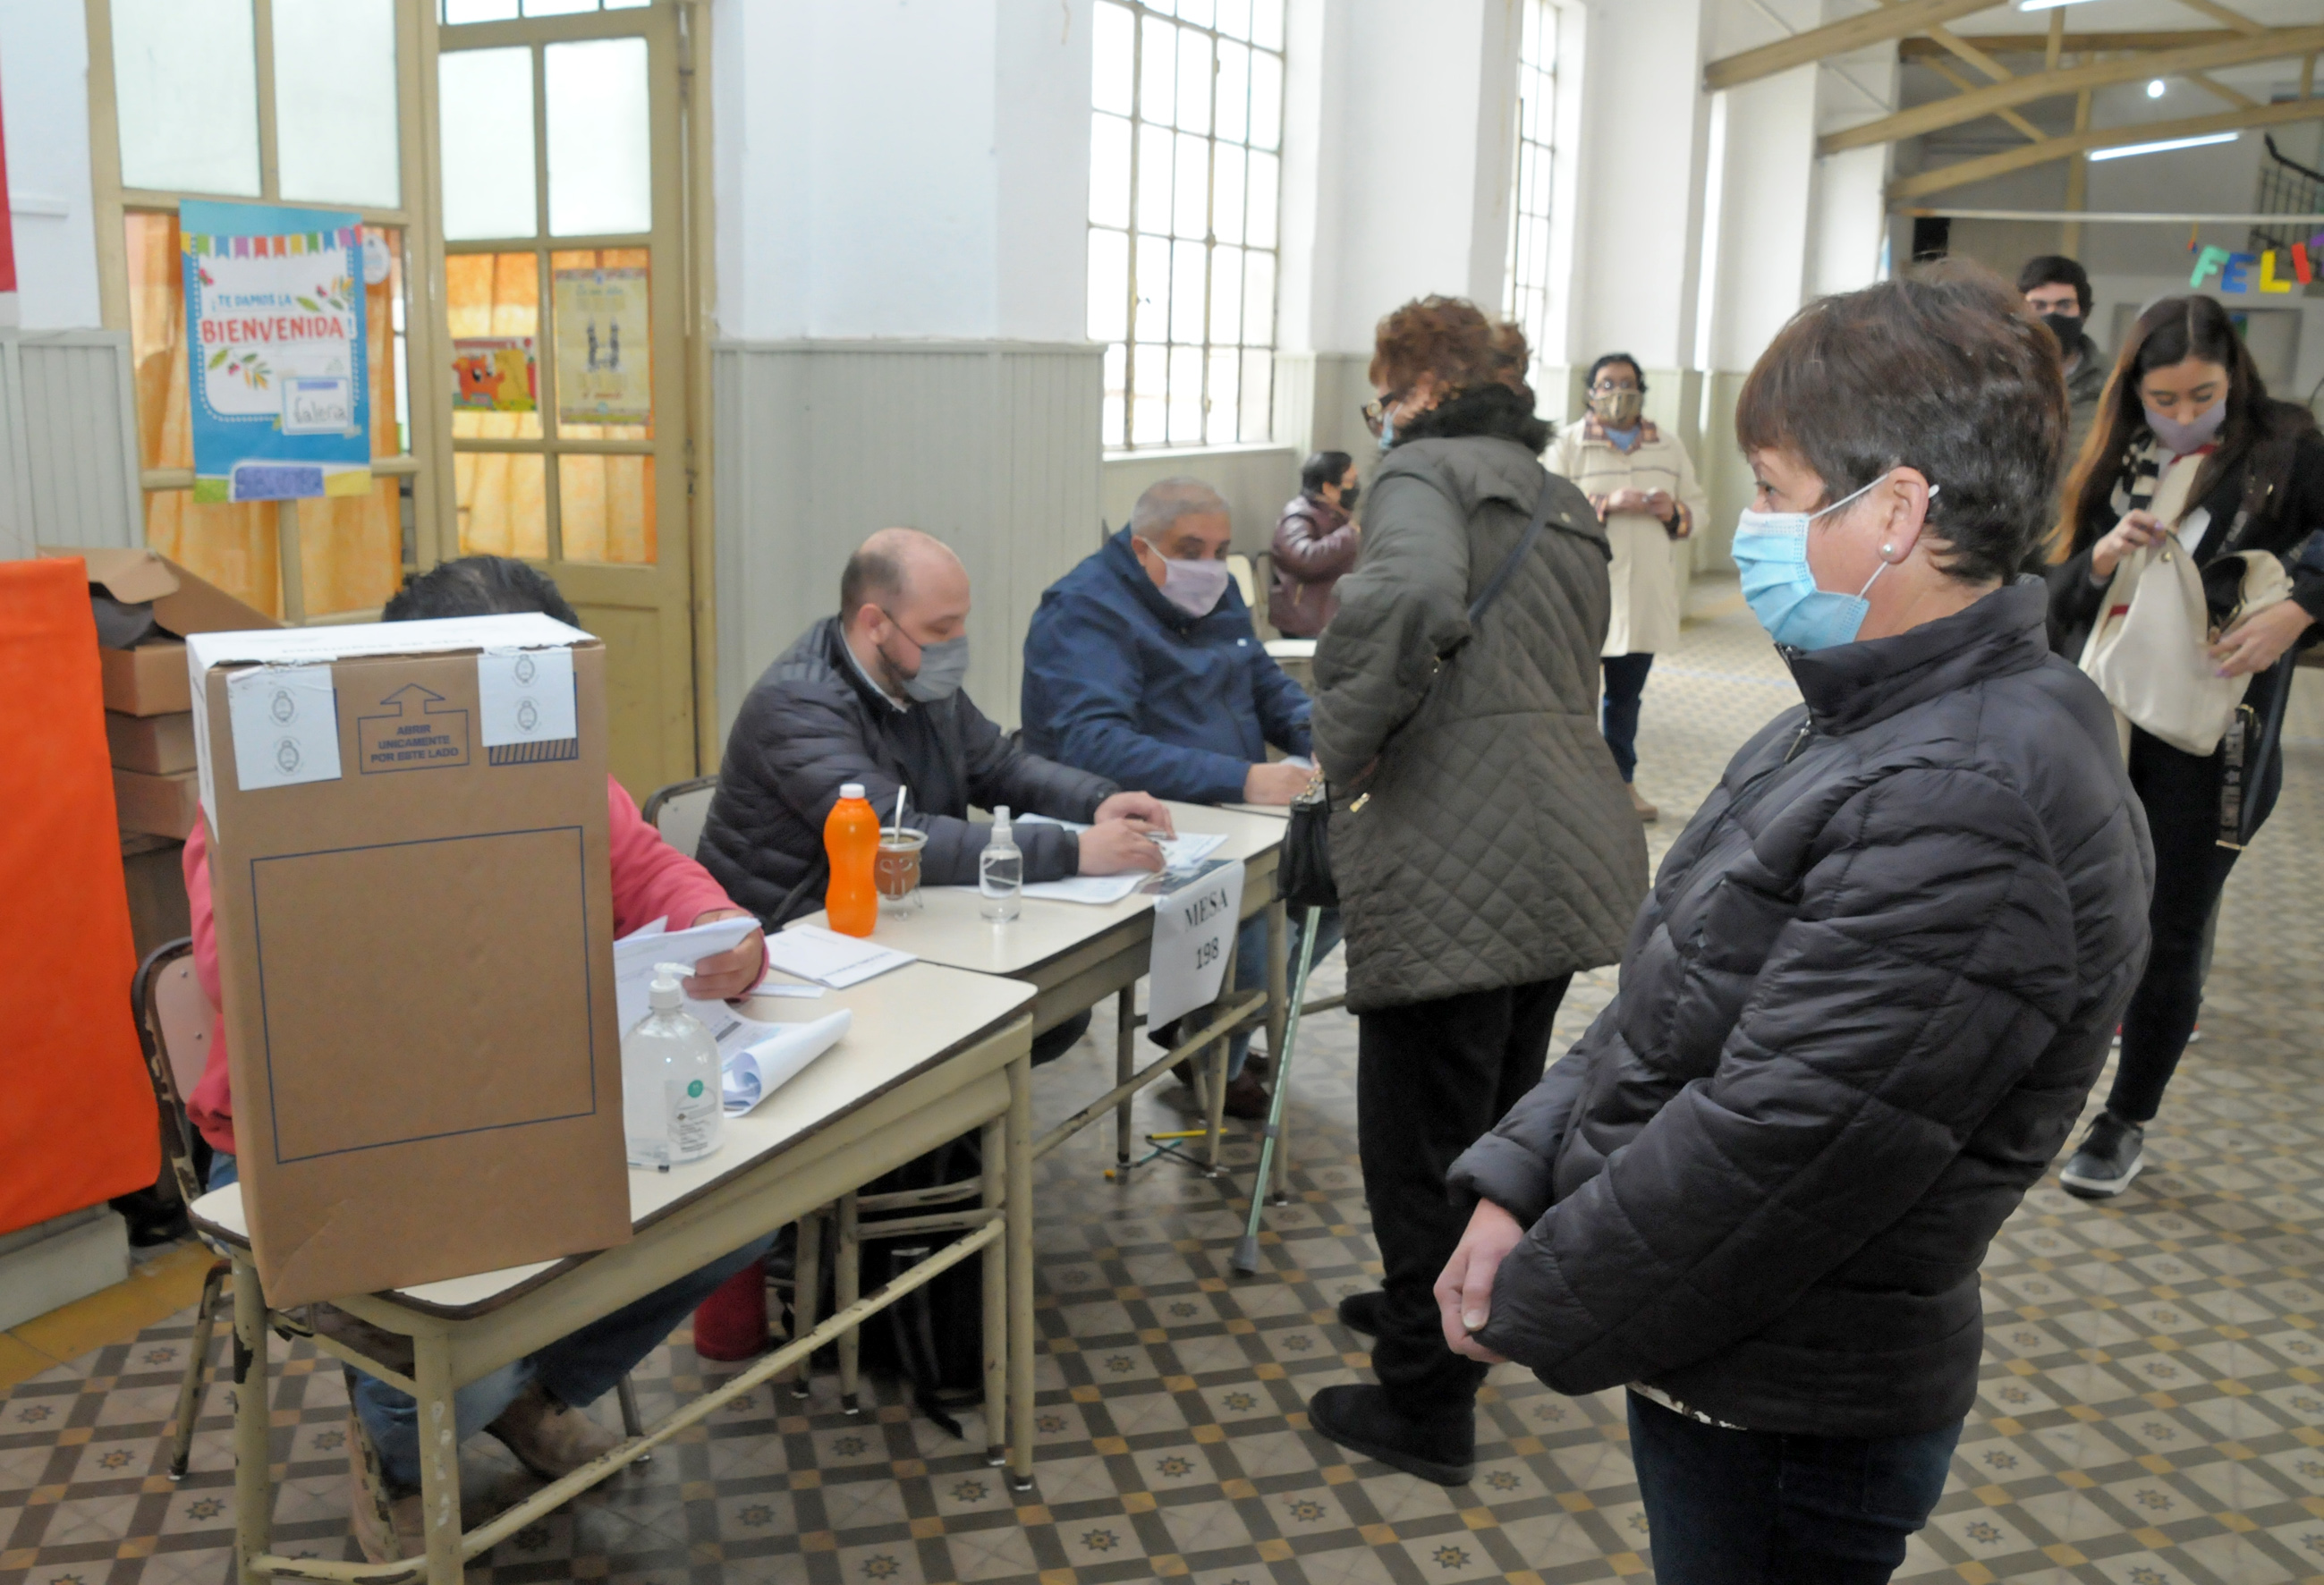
left=623, top=962, right=724, bottom=1169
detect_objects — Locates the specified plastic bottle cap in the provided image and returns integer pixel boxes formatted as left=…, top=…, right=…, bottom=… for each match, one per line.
left=840, top=783, right=866, bottom=800
left=649, top=962, right=690, bottom=1012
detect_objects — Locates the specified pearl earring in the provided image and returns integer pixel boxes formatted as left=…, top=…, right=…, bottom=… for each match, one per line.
left=1880, top=543, right=1895, bottom=558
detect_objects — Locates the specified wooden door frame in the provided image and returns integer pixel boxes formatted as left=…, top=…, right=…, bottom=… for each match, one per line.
left=81, top=0, right=717, bottom=772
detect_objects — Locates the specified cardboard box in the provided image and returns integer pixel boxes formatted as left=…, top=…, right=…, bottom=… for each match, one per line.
left=99, top=642, right=191, bottom=716
left=112, top=767, right=199, bottom=839
left=40, top=548, right=278, bottom=716
left=106, top=710, right=198, bottom=774
left=191, top=615, right=629, bottom=1308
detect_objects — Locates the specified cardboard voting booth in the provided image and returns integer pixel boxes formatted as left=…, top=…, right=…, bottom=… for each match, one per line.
left=191, top=615, right=630, bottom=1307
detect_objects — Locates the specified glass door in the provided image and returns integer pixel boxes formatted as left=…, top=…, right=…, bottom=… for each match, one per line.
left=436, top=0, right=692, bottom=797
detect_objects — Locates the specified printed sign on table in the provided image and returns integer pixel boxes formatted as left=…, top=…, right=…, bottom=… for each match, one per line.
left=452, top=337, right=538, bottom=412
left=552, top=267, right=650, bottom=425
left=1146, top=858, right=1246, bottom=1031
left=182, top=200, right=370, bottom=504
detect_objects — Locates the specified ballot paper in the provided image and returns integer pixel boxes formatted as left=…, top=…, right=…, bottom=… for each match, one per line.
left=613, top=915, right=764, bottom=1036
left=1006, top=815, right=1228, bottom=903
left=764, top=924, right=916, bottom=988
left=723, top=1009, right=852, bottom=1115
left=751, top=977, right=828, bottom=999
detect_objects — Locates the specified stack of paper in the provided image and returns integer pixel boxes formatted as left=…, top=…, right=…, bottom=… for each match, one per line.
left=724, top=1009, right=852, bottom=1115
left=613, top=915, right=766, bottom=1040
left=764, top=924, right=916, bottom=987
left=1005, top=818, right=1230, bottom=905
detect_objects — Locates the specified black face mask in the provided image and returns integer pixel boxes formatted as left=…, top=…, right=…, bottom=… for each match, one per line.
left=1340, top=482, right=1360, bottom=512
left=2039, top=309, right=2082, bottom=350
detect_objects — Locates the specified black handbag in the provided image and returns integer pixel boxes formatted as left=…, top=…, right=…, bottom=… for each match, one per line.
left=1280, top=477, right=1570, bottom=911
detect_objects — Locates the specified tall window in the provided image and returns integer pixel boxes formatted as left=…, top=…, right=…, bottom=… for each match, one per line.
left=1088, top=0, right=1285, bottom=451
left=1502, top=0, right=1559, bottom=373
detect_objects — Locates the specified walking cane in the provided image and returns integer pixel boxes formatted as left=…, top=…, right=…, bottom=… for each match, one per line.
left=1230, top=905, right=1322, bottom=1276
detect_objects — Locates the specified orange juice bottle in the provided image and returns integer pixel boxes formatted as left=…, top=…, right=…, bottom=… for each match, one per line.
left=824, top=782, right=881, bottom=937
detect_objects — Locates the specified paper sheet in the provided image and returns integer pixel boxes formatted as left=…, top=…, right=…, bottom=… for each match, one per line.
left=763, top=925, right=916, bottom=988
left=723, top=1009, right=852, bottom=1115
left=994, top=817, right=1227, bottom=904
left=751, top=977, right=828, bottom=999
left=225, top=664, right=343, bottom=791
left=613, top=915, right=763, bottom=1035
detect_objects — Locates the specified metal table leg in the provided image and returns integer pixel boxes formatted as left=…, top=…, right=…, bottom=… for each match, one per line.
left=980, top=1114, right=1007, bottom=1467
left=836, top=1192, right=861, bottom=1414
left=231, top=1253, right=271, bottom=1585
left=1205, top=952, right=1235, bottom=1173
left=791, top=1209, right=823, bottom=1400
left=1114, top=989, right=1136, bottom=1171
left=412, top=1329, right=463, bottom=1583
left=1005, top=1054, right=1036, bottom=1491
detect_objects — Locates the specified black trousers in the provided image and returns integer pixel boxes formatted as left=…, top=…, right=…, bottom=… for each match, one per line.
left=1601, top=653, right=1655, bottom=783
left=1356, top=976, right=1570, bottom=1418
left=2107, top=725, right=2279, bottom=1123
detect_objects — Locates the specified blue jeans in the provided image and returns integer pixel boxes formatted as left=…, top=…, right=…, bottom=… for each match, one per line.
left=1601, top=653, right=1654, bottom=783
left=1227, top=907, right=1343, bottom=1079
left=1626, top=1391, right=1960, bottom=1584
left=209, top=1148, right=773, bottom=1491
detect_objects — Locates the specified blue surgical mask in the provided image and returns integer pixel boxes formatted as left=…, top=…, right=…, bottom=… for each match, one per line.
left=1377, top=410, right=1396, bottom=453
left=1732, top=474, right=1935, bottom=652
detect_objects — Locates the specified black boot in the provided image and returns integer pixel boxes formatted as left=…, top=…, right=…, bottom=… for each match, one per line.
left=1336, top=1290, right=1387, bottom=1337
left=1307, top=1383, right=1474, bottom=1486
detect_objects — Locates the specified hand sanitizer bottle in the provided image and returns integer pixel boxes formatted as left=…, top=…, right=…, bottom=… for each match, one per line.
left=980, top=805, right=1023, bottom=922
left=623, top=962, right=724, bottom=1169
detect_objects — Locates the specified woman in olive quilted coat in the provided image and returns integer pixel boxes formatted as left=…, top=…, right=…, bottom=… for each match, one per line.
left=1301, top=297, right=1647, bottom=1486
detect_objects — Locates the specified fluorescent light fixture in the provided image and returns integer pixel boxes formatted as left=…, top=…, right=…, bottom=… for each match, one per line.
left=2147, top=78, right=2167, bottom=97
left=2088, top=131, right=2241, bottom=162
left=2017, top=0, right=2103, bottom=10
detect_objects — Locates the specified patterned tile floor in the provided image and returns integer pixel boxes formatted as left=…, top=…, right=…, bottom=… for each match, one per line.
left=8, top=579, right=2324, bottom=1584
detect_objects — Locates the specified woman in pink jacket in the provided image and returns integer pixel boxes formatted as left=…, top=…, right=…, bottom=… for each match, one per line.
left=183, top=556, right=768, bottom=1562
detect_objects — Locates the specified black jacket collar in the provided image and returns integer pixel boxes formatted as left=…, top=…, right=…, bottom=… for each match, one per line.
left=1785, top=579, right=2053, bottom=737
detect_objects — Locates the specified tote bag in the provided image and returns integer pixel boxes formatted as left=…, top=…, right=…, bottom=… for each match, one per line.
left=2079, top=457, right=2291, bottom=756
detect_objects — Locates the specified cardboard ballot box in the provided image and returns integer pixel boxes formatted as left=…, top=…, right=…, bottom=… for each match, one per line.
left=190, top=615, right=630, bottom=1308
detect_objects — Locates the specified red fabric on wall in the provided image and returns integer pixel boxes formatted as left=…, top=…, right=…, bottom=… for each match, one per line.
left=0, top=558, right=157, bottom=1236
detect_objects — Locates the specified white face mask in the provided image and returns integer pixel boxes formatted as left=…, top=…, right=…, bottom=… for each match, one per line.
left=1158, top=554, right=1232, bottom=617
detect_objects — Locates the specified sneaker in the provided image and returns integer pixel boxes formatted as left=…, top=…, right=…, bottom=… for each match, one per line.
left=1306, top=1383, right=1474, bottom=1486
left=1336, top=1290, right=1387, bottom=1337
left=1627, top=783, right=1658, bottom=823
left=485, top=1379, right=622, bottom=1480
left=2059, top=1111, right=2145, bottom=1199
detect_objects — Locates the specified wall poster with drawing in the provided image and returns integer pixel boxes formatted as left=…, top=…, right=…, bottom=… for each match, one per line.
left=551, top=267, right=650, bottom=426
left=181, top=199, right=371, bottom=504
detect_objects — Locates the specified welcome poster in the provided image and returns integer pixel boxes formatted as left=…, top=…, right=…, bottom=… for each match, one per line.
left=182, top=200, right=371, bottom=504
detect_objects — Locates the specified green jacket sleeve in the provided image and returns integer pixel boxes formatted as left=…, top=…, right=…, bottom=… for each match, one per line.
left=1308, top=462, right=1473, bottom=784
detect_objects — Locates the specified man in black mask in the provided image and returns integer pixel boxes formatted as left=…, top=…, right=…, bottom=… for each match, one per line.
left=2018, top=254, right=2107, bottom=463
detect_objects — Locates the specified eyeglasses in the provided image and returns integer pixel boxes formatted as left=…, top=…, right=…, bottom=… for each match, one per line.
left=1361, top=391, right=1404, bottom=437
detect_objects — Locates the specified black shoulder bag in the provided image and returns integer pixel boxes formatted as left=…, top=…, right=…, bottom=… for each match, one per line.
left=1280, top=477, right=1574, bottom=910
left=2218, top=437, right=2309, bottom=850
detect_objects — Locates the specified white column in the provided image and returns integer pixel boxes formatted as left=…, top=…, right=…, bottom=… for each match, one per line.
left=0, top=0, right=103, bottom=329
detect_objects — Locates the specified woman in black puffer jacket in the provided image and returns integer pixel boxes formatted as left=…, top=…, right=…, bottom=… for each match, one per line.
left=1432, top=267, right=2153, bottom=1583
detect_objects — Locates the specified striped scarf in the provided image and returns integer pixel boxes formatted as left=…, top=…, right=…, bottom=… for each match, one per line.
left=2105, top=437, right=2175, bottom=524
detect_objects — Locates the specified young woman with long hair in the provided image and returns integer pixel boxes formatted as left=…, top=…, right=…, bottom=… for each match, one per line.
left=2047, top=294, right=2324, bottom=1198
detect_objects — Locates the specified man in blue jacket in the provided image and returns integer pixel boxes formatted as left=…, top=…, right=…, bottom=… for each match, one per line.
left=1023, top=477, right=1340, bottom=1115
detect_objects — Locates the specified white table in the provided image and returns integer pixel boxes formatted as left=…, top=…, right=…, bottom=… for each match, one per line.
left=191, top=962, right=1039, bottom=1585
left=798, top=801, right=1286, bottom=1175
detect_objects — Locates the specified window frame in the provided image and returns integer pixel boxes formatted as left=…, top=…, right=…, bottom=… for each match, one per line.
left=84, top=0, right=455, bottom=624
left=1501, top=0, right=1561, bottom=387
left=1088, top=0, right=1286, bottom=454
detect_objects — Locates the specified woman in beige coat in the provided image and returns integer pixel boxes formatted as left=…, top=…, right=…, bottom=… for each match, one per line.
left=1550, top=353, right=1709, bottom=820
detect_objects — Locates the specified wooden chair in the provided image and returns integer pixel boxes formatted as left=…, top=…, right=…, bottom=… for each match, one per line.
left=640, top=774, right=718, bottom=860
left=130, top=938, right=232, bottom=1480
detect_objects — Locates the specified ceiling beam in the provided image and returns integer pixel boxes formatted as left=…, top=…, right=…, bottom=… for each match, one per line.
left=1705, top=0, right=2002, bottom=92
left=1828, top=23, right=2324, bottom=153
left=2173, top=0, right=2266, bottom=37
left=1924, top=56, right=2051, bottom=141
left=2189, top=70, right=2259, bottom=108
left=1925, top=22, right=2013, bottom=82
left=1900, top=31, right=2237, bottom=58
left=1888, top=95, right=2324, bottom=198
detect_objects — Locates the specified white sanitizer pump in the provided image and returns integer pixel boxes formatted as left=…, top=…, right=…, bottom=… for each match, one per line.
left=623, top=962, right=724, bottom=1169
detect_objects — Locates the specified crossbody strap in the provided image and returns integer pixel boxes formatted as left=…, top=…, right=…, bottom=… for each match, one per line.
left=1467, top=476, right=1571, bottom=626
